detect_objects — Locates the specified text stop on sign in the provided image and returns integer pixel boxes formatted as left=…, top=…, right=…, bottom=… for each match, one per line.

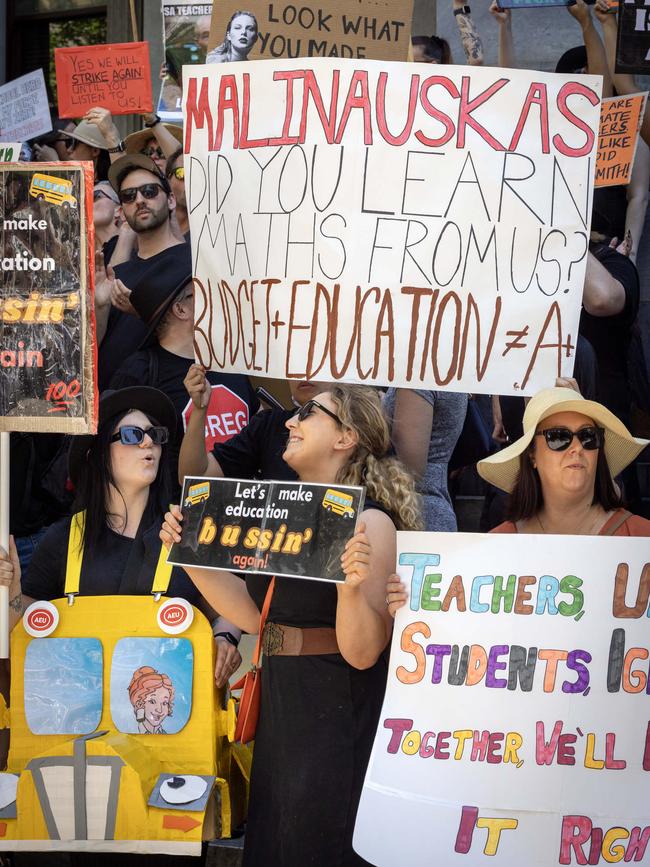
left=182, top=384, right=251, bottom=451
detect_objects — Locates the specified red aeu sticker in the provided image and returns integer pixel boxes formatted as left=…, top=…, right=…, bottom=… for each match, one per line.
left=23, top=601, right=59, bottom=638
left=157, top=597, right=193, bottom=634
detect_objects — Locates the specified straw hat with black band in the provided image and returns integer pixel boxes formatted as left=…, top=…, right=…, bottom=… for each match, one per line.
left=125, top=124, right=183, bottom=156
left=477, top=387, right=648, bottom=494
left=128, top=244, right=193, bottom=348
left=68, top=387, right=176, bottom=487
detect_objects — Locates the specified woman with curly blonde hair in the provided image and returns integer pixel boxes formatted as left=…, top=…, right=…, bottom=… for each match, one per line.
left=161, top=383, right=420, bottom=866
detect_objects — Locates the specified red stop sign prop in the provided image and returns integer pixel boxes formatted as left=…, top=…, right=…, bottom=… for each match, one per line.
left=182, top=384, right=250, bottom=451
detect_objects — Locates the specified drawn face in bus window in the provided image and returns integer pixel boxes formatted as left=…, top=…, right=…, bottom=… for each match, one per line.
left=128, top=667, right=174, bottom=734
left=111, top=637, right=193, bottom=735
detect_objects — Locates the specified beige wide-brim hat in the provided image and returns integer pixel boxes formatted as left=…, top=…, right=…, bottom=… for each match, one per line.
left=125, top=124, right=183, bottom=155
left=477, top=387, right=649, bottom=493
left=68, top=120, right=111, bottom=150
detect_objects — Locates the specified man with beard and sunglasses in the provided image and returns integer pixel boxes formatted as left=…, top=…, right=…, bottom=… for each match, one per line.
left=95, top=154, right=186, bottom=390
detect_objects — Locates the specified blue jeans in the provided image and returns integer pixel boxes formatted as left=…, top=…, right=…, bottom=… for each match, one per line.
left=14, top=527, right=48, bottom=576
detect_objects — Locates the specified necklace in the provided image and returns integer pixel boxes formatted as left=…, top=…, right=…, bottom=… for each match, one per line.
left=535, top=506, right=604, bottom=536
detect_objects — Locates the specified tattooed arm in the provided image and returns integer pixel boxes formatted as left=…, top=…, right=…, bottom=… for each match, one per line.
left=453, top=0, right=484, bottom=65
left=0, top=538, right=30, bottom=634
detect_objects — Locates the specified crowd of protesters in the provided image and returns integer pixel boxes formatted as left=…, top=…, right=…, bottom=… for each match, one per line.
left=2, top=0, right=650, bottom=864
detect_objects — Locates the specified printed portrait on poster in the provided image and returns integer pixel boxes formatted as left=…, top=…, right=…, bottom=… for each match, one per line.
left=207, top=10, right=259, bottom=63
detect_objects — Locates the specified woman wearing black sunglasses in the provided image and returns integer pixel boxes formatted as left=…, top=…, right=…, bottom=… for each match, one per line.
left=476, top=387, right=650, bottom=537
left=161, top=384, right=422, bottom=867
left=9, top=389, right=240, bottom=687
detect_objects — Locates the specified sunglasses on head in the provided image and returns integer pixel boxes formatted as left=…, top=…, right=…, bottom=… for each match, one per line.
left=535, top=426, right=604, bottom=451
left=118, top=182, right=165, bottom=205
left=168, top=166, right=184, bottom=181
left=143, top=146, right=164, bottom=159
left=296, top=399, right=343, bottom=426
left=110, top=425, right=169, bottom=446
left=94, top=189, right=115, bottom=203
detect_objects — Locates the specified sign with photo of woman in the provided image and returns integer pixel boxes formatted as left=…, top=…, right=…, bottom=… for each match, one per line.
left=208, top=0, right=414, bottom=62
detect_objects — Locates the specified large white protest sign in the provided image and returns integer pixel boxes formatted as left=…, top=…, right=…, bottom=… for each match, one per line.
left=354, top=532, right=650, bottom=866
left=184, top=59, right=601, bottom=396
left=0, top=70, right=51, bottom=142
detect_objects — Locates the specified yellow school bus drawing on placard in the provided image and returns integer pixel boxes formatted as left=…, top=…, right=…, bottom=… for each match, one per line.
left=29, top=173, right=78, bottom=209
left=322, top=488, right=356, bottom=518
left=185, top=481, right=210, bottom=507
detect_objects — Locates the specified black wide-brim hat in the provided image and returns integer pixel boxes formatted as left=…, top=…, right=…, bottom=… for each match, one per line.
left=130, top=243, right=193, bottom=348
left=68, top=387, right=177, bottom=486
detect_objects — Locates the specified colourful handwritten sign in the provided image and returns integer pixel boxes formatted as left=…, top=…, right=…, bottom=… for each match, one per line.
left=354, top=532, right=650, bottom=866
left=54, top=42, right=153, bottom=118
left=184, top=60, right=602, bottom=397
left=596, top=92, right=648, bottom=187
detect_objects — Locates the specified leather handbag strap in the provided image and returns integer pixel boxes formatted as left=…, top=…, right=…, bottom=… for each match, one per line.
left=602, top=510, right=632, bottom=536
left=252, top=578, right=276, bottom=667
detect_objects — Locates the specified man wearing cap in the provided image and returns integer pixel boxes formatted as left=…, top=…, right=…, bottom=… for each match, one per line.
left=110, top=245, right=259, bottom=495
left=96, top=153, right=186, bottom=390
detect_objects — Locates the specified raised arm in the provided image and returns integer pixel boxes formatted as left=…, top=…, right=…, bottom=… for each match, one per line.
left=594, top=0, right=638, bottom=95
left=624, top=141, right=650, bottom=264
left=453, top=0, right=484, bottom=65
left=567, top=0, right=613, bottom=98
left=489, top=0, right=516, bottom=68
left=178, top=364, right=224, bottom=482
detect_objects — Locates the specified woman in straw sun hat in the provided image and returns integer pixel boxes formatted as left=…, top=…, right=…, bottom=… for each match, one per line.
left=385, top=385, right=649, bottom=615
left=476, top=386, right=649, bottom=537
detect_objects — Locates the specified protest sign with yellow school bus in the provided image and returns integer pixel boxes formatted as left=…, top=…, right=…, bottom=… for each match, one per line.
left=0, top=161, right=96, bottom=434
left=170, top=477, right=365, bottom=582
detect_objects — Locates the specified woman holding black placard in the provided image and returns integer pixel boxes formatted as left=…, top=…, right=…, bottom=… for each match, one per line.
left=161, top=384, right=421, bottom=866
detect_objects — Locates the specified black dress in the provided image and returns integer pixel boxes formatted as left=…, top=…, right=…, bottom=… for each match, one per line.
left=243, top=506, right=390, bottom=867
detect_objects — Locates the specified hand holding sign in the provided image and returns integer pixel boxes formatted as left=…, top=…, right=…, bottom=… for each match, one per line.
left=340, top=523, right=370, bottom=590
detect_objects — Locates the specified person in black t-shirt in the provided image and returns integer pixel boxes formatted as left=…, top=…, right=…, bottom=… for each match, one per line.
left=178, top=369, right=335, bottom=483
left=110, top=247, right=259, bottom=495
left=95, top=154, right=186, bottom=390
left=579, top=246, right=639, bottom=426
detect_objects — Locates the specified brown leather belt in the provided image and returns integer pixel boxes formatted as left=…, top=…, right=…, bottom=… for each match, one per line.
left=262, top=622, right=339, bottom=656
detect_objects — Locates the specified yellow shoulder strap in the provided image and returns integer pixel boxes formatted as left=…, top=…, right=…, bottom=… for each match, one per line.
left=64, top=511, right=85, bottom=598
left=151, top=542, right=173, bottom=596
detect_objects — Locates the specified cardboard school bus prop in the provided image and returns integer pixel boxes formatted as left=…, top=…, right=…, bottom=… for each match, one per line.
left=0, top=520, right=250, bottom=856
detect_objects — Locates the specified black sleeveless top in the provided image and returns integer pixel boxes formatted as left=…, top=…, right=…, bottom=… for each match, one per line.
left=245, top=499, right=392, bottom=628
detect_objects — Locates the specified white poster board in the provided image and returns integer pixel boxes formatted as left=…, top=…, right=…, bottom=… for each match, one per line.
left=0, top=143, right=22, bottom=162
left=354, top=532, right=650, bottom=866
left=184, top=59, right=602, bottom=396
left=0, top=70, right=51, bottom=142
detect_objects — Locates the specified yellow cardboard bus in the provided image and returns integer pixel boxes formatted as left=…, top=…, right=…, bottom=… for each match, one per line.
left=29, top=173, right=78, bottom=209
